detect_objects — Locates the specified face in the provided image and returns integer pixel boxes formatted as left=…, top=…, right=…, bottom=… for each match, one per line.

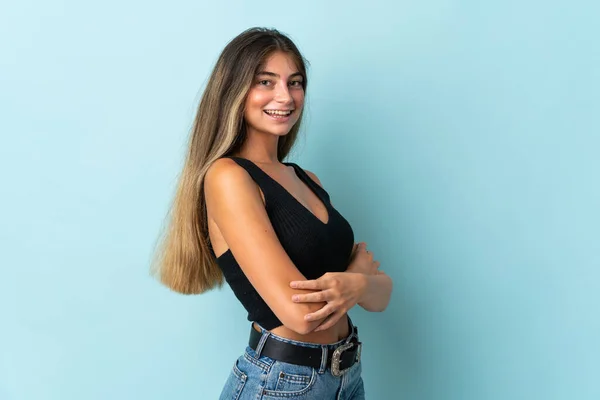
left=243, top=51, right=305, bottom=137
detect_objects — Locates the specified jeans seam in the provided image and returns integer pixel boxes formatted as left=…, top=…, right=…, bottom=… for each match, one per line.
left=243, top=351, right=272, bottom=372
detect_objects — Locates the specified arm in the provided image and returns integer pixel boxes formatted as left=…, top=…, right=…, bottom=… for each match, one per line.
left=289, top=269, right=392, bottom=331
left=346, top=242, right=393, bottom=312
left=357, top=272, right=393, bottom=312
left=306, top=170, right=394, bottom=312
left=204, top=158, right=327, bottom=335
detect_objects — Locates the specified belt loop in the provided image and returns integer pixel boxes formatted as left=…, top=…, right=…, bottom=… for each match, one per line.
left=254, top=330, right=271, bottom=358
left=345, top=316, right=356, bottom=344
left=318, top=345, right=328, bottom=374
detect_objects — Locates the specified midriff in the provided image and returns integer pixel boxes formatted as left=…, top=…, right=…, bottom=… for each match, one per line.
left=253, top=313, right=350, bottom=344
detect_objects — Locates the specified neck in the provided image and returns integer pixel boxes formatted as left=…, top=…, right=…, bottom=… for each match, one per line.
left=235, top=127, right=281, bottom=165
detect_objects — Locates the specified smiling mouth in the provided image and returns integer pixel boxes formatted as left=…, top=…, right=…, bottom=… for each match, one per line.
left=264, top=110, right=293, bottom=117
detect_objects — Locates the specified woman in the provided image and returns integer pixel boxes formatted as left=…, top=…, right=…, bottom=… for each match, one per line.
left=152, top=27, right=393, bottom=399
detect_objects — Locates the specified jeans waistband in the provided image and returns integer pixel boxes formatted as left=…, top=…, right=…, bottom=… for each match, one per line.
left=253, top=315, right=358, bottom=348
left=250, top=315, right=360, bottom=374
left=251, top=316, right=361, bottom=374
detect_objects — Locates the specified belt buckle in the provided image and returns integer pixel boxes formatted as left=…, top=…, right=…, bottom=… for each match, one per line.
left=331, top=342, right=361, bottom=377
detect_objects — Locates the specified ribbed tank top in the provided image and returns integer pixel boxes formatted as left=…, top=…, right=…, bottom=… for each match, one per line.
left=213, top=156, right=355, bottom=330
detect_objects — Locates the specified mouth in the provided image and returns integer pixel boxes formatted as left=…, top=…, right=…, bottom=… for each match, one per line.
left=263, top=109, right=294, bottom=119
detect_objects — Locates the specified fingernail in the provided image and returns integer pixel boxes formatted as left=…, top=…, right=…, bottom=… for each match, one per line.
left=292, top=295, right=299, bottom=302
left=290, top=282, right=298, bottom=288
left=305, top=315, right=311, bottom=321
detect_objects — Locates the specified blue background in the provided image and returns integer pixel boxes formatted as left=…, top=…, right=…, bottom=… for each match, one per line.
left=1, top=1, right=598, bottom=399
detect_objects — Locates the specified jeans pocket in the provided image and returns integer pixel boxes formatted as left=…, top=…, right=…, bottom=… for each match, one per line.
left=262, top=362, right=317, bottom=397
left=218, top=359, right=247, bottom=400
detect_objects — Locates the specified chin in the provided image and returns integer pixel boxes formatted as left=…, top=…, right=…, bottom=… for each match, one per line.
left=256, top=124, right=296, bottom=137
left=272, top=128, right=293, bottom=136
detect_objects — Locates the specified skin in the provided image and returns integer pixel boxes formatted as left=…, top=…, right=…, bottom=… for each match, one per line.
left=205, top=51, right=393, bottom=344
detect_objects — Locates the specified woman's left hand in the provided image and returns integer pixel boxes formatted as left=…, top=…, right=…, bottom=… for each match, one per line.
left=290, top=272, right=366, bottom=332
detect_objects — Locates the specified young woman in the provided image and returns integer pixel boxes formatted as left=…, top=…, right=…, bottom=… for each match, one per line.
left=152, top=27, right=393, bottom=399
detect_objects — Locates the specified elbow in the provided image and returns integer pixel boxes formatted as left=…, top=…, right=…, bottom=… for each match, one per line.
left=359, top=302, right=388, bottom=312
left=288, top=320, right=315, bottom=335
left=281, top=317, right=315, bottom=335
left=374, top=302, right=390, bottom=312
left=280, top=303, right=323, bottom=335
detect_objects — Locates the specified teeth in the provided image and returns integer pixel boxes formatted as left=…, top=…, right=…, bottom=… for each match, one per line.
left=265, top=110, right=292, bottom=116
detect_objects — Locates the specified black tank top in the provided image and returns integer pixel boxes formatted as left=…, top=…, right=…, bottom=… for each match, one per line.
left=213, top=156, right=355, bottom=330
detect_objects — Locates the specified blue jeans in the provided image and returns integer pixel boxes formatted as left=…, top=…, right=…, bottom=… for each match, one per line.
left=219, top=320, right=365, bottom=399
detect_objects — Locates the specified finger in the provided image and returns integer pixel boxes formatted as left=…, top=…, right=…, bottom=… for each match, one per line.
left=314, top=311, right=343, bottom=332
left=290, top=279, right=323, bottom=290
left=304, top=304, right=336, bottom=322
left=292, top=290, right=331, bottom=303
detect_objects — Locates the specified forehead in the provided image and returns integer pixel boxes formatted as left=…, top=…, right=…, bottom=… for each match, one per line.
left=259, top=51, right=300, bottom=73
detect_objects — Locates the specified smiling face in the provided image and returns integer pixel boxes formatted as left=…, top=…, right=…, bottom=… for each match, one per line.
left=243, top=51, right=305, bottom=138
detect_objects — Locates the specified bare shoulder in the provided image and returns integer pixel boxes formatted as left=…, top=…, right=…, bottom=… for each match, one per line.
left=301, top=167, right=335, bottom=206
left=302, top=168, right=324, bottom=188
left=205, top=158, right=250, bottom=190
left=204, top=158, right=262, bottom=205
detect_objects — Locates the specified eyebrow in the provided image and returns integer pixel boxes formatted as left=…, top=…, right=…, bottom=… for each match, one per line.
left=256, top=71, right=304, bottom=79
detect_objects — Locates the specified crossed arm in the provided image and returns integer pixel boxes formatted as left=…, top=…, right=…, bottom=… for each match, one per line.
left=205, top=159, right=392, bottom=335
left=289, top=241, right=393, bottom=332
left=296, top=171, right=393, bottom=329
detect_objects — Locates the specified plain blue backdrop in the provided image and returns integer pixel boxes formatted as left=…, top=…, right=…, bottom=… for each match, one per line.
left=1, top=1, right=598, bottom=399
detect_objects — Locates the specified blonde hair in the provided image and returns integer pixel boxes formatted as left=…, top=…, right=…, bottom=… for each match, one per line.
left=150, top=27, right=309, bottom=294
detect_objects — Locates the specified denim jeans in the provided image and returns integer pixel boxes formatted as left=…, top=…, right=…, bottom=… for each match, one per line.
left=219, top=319, right=365, bottom=400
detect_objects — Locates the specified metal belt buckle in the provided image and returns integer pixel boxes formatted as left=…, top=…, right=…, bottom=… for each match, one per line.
left=331, top=342, right=361, bottom=377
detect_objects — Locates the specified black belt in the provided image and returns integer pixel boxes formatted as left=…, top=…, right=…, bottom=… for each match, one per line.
left=248, top=325, right=362, bottom=377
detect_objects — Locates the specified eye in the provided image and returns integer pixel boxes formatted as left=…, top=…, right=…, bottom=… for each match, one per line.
left=289, top=80, right=303, bottom=87
left=258, top=79, right=272, bottom=86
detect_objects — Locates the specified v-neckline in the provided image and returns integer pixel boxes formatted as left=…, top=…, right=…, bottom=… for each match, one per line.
left=231, top=157, right=330, bottom=226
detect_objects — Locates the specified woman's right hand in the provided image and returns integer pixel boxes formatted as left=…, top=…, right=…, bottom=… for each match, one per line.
left=346, top=242, right=381, bottom=275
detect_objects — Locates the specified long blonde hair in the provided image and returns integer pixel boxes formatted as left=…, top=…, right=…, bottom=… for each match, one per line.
left=150, top=27, right=309, bottom=294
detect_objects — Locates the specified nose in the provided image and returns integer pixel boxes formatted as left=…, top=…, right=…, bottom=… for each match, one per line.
left=274, top=82, right=292, bottom=104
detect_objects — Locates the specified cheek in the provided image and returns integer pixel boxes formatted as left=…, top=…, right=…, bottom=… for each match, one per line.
left=244, top=93, right=267, bottom=125
left=294, top=92, right=305, bottom=111
left=246, top=90, right=270, bottom=109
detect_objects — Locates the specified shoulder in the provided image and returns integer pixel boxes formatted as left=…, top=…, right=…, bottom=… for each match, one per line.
left=206, top=157, right=241, bottom=179
left=297, top=165, right=334, bottom=205
left=300, top=167, right=324, bottom=189
left=204, top=158, right=260, bottom=201
left=205, top=158, right=250, bottom=187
